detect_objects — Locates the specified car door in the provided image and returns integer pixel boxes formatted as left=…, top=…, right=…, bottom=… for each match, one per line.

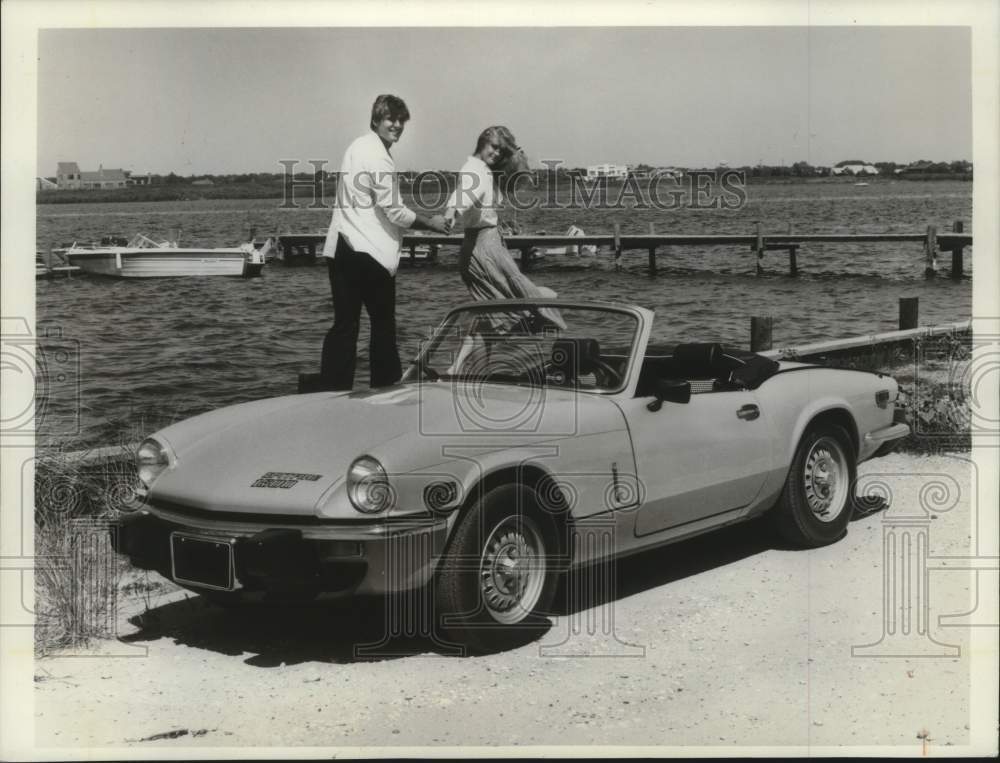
left=618, top=387, right=773, bottom=537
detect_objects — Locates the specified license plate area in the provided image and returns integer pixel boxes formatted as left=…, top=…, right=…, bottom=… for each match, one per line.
left=170, top=532, right=236, bottom=591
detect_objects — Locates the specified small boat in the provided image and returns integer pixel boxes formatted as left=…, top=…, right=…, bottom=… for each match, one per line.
left=63, top=234, right=265, bottom=278
left=541, top=225, right=597, bottom=256
left=854, top=181, right=870, bottom=187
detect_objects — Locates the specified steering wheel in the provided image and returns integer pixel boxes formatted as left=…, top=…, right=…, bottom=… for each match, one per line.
left=542, top=358, right=622, bottom=388
left=590, top=359, right=623, bottom=388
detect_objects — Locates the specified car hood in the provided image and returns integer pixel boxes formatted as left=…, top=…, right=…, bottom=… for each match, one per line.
left=147, top=382, right=619, bottom=515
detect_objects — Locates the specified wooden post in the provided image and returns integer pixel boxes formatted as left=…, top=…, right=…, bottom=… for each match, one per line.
left=899, top=297, right=919, bottom=330
left=788, top=245, right=799, bottom=276
left=755, top=221, right=764, bottom=275
left=924, top=225, right=938, bottom=276
left=950, top=220, right=964, bottom=279
left=520, top=247, right=533, bottom=271
left=409, top=243, right=416, bottom=265
left=750, top=316, right=773, bottom=352
left=647, top=222, right=657, bottom=276
left=429, top=244, right=439, bottom=264
left=613, top=222, right=623, bottom=271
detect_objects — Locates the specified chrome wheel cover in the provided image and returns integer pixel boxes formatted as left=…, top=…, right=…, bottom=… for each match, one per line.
left=803, top=436, right=850, bottom=523
left=479, top=515, right=546, bottom=625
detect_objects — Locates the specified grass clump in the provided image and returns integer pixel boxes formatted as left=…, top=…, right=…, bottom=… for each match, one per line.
left=33, top=440, right=142, bottom=654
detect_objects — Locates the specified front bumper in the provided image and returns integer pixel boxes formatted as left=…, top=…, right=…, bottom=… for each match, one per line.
left=111, top=506, right=449, bottom=597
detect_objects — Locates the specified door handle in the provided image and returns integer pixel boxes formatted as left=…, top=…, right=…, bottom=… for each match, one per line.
left=737, top=404, right=760, bottom=421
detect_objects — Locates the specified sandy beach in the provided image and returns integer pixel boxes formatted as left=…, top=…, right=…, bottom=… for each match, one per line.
left=32, top=452, right=986, bottom=753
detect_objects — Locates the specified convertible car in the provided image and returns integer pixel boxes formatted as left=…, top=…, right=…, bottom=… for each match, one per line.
left=112, top=300, right=909, bottom=651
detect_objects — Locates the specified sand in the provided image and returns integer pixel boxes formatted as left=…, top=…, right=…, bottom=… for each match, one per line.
left=31, top=452, right=991, bottom=754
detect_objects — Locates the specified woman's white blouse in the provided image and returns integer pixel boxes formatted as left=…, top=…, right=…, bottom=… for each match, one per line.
left=446, top=155, right=500, bottom=229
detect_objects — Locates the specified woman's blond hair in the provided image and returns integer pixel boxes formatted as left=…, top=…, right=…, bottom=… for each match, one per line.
left=475, top=125, right=528, bottom=174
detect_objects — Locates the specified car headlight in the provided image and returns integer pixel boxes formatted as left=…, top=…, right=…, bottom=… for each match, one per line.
left=347, top=456, right=394, bottom=514
left=136, top=437, right=170, bottom=489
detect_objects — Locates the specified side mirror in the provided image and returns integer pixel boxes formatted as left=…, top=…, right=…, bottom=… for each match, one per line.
left=647, top=379, right=691, bottom=411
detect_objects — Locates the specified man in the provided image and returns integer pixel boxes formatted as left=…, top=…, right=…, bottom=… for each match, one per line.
left=320, top=94, right=448, bottom=390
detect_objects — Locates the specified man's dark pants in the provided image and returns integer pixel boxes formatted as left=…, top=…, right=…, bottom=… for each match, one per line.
left=320, top=234, right=402, bottom=390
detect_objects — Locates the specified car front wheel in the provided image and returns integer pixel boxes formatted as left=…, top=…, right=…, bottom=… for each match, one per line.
left=772, top=424, right=856, bottom=547
left=434, top=483, right=557, bottom=653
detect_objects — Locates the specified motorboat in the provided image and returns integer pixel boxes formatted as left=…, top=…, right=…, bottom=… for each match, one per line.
left=62, top=234, right=266, bottom=278
left=540, top=225, right=596, bottom=256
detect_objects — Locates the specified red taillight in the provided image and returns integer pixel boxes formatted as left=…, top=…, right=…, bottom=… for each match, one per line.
left=875, top=390, right=890, bottom=409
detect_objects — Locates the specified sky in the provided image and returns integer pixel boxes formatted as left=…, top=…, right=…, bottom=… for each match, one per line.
left=36, top=26, right=972, bottom=176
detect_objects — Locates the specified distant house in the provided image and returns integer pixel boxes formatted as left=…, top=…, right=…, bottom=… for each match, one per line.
left=586, top=164, right=629, bottom=180
left=55, top=162, right=133, bottom=189
left=57, top=162, right=82, bottom=189
left=831, top=160, right=879, bottom=176
left=191, top=177, right=215, bottom=186
left=81, top=166, right=128, bottom=189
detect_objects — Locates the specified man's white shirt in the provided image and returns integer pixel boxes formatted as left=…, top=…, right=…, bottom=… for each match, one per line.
left=323, top=131, right=416, bottom=275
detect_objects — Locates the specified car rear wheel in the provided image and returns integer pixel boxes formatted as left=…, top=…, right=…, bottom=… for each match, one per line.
left=772, top=424, right=856, bottom=547
left=434, top=483, right=557, bottom=653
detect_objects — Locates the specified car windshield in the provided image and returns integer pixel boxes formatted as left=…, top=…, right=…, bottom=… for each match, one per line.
left=404, top=302, right=641, bottom=393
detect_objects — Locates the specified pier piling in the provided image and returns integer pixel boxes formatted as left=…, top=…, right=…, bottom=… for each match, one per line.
left=647, top=222, right=657, bottom=276
left=899, top=297, right=919, bottom=330
left=613, top=222, right=623, bottom=271
left=754, top=221, right=764, bottom=275
left=950, top=220, right=965, bottom=279
left=519, top=247, right=533, bottom=272
left=750, top=316, right=773, bottom=352
left=924, top=225, right=938, bottom=276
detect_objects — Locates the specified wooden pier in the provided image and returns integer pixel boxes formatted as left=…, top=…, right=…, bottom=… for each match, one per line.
left=36, top=248, right=81, bottom=279
left=276, top=220, right=971, bottom=277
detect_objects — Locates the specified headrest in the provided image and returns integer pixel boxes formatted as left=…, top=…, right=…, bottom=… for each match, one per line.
left=551, top=338, right=601, bottom=376
left=671, top=343, right=725, bottom=377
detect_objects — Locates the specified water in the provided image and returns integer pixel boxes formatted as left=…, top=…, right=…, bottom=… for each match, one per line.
left=35, top=180, right=972, bottom=446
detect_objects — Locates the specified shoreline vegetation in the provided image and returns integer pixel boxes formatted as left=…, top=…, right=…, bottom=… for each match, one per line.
left=36, top=172, right=972, bottom=206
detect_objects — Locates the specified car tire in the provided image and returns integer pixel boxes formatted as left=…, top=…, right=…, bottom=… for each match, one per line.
left=434, top=483, right=557, bottom=654
left=772, top=424, right=856, bottom=548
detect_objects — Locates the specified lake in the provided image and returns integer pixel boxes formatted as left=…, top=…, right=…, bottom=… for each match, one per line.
left=35, top=180, right=972, bottom=446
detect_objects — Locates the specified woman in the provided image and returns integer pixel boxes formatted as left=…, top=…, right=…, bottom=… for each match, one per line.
left=444, top=126, right=565, bottom=331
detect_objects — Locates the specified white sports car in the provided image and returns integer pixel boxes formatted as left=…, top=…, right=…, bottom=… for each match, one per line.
left=113, top=300, right=909, bottom=652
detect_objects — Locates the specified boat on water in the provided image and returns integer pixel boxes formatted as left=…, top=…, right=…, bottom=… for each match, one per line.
left=854, top=181, right=870, bottom=187
left=539, top=225, right=596, bottom=257
left=61, top=234, right=267, bottom=278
